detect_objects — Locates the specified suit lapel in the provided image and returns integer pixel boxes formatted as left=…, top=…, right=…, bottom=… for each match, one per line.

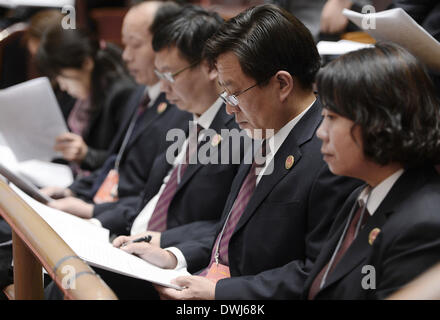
left=320, top=168, right=427, bottom=292
left=125, top=93, right=169, bottom=150
left=107, top=86, right=145, bottom=154
left=233, top=100, right=323, bottom=234
left=175, top=104, right=233, bottom=193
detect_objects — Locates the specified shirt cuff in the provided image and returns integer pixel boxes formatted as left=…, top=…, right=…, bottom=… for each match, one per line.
left=165, top=247, right=188, bottom=270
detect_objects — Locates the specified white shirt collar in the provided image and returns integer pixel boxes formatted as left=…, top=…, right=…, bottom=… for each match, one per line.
left=256, top=99, right=316, bottom=183
left=265, top=99, right=316, bottom=158
left=193, top=97, right=223, bottom=130
left=358, top=169, right=405, bottom=216
left=145, top=82, right=161, bottom=108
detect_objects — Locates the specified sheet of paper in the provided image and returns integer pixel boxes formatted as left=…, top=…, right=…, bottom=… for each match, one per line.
left=343, top=8, right=440, bottom=71
left=65, top=235, right=190, bottom=290
left=10, top=185, right=189, bottom=289
left=0, top=0, right=74, bottom=8
left=0, top=77, right=68, bottom=162
left=10, top=185, right=109, bottom=243
left=17, top=160, right=73, bottom=188
left=317, top=40, right=373, bottom=56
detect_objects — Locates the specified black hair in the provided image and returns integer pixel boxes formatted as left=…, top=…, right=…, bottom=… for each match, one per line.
left=204, top=4, right=321, bottom=90
left=317, top=42, right=440, bottom=167
left=36, top=25, right=132, bottom=112
left=151, top=4, right=224, bottom=65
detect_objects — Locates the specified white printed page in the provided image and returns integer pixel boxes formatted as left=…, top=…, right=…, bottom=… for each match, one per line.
left=65, top=236, right=190, bottom=290
left=0, top=77, right=68, bottom=162
left=343, top=8, right=440, bottom=71
left=10, top=185, right=109, bottom=243
left=17, top=160, right=73, bottom=188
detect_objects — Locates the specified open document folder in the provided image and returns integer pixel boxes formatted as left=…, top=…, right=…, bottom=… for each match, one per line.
left=0, top=77, right=73, bottom=188
left=9, top=185, right=189, bottom=290
left=343, top=8, right=440, bottom=71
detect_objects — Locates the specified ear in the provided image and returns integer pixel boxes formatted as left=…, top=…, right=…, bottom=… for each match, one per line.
left=275, top=71, right=293, bottom=103
left=83, top=57, right=95, bottom=72
left=201, top=59, right=218, bottom=81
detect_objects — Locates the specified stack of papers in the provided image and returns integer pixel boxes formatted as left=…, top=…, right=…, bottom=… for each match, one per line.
left=0, top=78, right=73, bottom=188
left=10, top=185, right=189, bottom=290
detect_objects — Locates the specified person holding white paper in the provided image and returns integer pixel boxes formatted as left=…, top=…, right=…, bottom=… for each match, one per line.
left=36, top=25, right=136, bottom=173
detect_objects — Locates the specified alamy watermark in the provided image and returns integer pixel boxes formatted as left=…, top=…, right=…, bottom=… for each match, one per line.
left=165, top=122, right=276, bottom=176
left=61, top=5, right=76, bottom=30
left=361, top=5, right=376, bottom=30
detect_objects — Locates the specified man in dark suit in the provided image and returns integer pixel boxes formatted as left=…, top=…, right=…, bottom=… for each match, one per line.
left=93, top=4, right=246, bottom=240
left=41, top=1, right=190, bottom=225
left=118, top=4, right=362, bottom=300
left=44, top=5, right=247, bottom=300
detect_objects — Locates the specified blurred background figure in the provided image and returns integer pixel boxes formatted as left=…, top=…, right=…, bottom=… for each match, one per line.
left=36, top=26, right=136, bottom=176
left=266, top=0, right=373, bottom=40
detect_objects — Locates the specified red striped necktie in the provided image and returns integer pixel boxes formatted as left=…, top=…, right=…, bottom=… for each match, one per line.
left=147, top=124, right=202, bottom=232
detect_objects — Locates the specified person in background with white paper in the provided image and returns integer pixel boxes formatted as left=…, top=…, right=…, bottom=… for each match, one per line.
left=389, top=0, right=440, bottom=95
left=35, top=25, right=136, bottom=174
left=266, top=0, right=372, bottom=39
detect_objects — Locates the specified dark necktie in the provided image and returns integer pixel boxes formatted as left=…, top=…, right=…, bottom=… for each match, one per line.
left=308, top=199, right=369, bottom=300
left=200, top=141, right=268, bottom=274
left=147, top=124, right=202, bottom=232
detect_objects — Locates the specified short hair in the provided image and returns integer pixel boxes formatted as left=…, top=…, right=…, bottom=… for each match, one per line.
left=151, top=4, right=224, bottom=64
left=317, top=42, right=440, bottom=168
left=36, top=25, right=131, bottom=110
left=204, top=4, right=321, bottom=90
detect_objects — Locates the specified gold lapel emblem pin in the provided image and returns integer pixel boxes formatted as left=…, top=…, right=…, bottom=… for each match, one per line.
left=211, top=134, right=223, bottom=147
left=369, top=228, right=381, bottom=245
left=285, top=155, right=295, bottom=170
left=157, top=102, right=167, bottom=114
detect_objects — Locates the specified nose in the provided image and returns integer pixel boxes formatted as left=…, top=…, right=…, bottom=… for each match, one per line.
left=225, top=103, right=238, bottom=115
left=56, top=77, right=67, bottom=91
left=316, top=121, right=328, bottom=142
left=160, top=78, right=172, bottom=94
left=122, top=47, right=131, bottom=63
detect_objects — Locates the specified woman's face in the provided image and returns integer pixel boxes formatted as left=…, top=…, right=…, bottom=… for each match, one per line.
left=56, top=59, right=93, bottom=100
left=317, top=108, right=367, bottom=179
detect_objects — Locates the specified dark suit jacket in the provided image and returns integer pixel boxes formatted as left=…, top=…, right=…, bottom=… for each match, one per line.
left=70, top=87, right=191, bottom=223
left=303, top=166, right=440, bottom=300
left=93, top=104, right=244, bottom=237
left=80, top=76, right=137, bottom=171
left=174, top=100, right=363, bottom=299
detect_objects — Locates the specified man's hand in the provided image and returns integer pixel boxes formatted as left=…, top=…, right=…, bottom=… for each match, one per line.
left=118, top=241, right=177, bottom=269
left=55, top=132, right=88, bottom=163
left=113, top=231, right=162, bottom=248
left=154, top=276, right=216, bottom=300
left=320, top=0, right=352, bottom=34
left=40, top=186, right=73, bottom=199
left=48, top=197, right=94, bottom=219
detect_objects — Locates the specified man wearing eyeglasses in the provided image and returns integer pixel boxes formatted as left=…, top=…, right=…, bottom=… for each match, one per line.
left=75, top=4, right=252, bottom=299
left=117, top=4, right=362, bottom=300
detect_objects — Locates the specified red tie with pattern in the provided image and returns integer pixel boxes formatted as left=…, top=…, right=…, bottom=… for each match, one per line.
left=147, top=124, right=202, bottom=232
left=308, top=200, right=369, bottom=300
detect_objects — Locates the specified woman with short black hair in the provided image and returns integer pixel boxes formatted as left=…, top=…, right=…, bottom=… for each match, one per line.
left=36, top=26, right=135, bottom=173
left=306, top=42, right=440, bottom=299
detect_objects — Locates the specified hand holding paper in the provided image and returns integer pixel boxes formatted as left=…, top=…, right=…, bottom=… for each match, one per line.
left=55, top=132, right=89, bottom=163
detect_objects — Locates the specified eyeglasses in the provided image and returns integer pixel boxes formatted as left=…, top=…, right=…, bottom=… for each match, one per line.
left=219, top=83, right=260, bottom=107
left=154, top=61, right=199, bottom=84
